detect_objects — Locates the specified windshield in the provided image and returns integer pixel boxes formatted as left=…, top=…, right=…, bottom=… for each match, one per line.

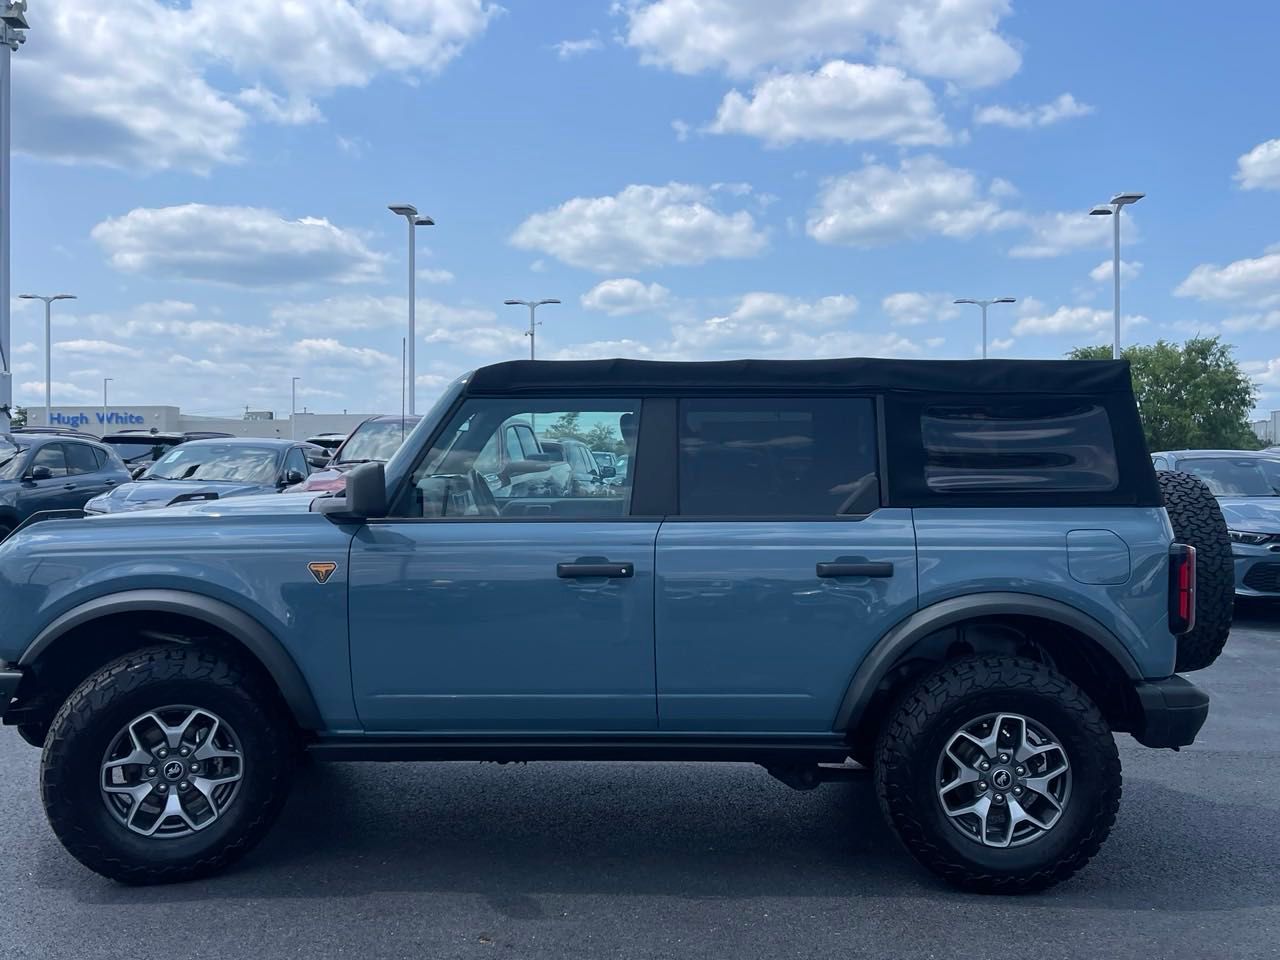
left=1179, top=458, right=1280, bottom=497
left=144, top=444, right=281, bottom=483
left=0, top=437, right=27, bottom=480
left=103, top=438, right=178, bottom=464
left=336, top=419, right=414, bottom=464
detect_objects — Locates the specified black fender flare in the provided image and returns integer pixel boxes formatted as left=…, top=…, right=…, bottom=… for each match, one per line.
left=19, top=589, right=323, bottom=729
left=832, top=592, right=1143, bottom=732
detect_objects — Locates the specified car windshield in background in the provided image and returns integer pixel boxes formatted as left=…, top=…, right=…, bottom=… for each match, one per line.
left=336, top=420, right=412, bottom=464
left=103, top=439, right=175, bottom=464
left=145, top=445, right=279, bottom=483
left=0, top=438, right=26, bottom=479
left=1179, top=458, right=1280, bottom=497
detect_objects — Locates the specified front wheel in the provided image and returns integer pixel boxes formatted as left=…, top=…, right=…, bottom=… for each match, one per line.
left=875, top=656, right=1121, bottom=893
left=41, top=646, right=296, bottom=883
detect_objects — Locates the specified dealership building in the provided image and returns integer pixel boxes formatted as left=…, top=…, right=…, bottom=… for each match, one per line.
left=23, top=405, right=379, bottom=441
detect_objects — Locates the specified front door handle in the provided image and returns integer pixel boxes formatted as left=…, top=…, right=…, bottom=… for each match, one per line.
left=816, top=560, right=894, bottom=579
left=557, top=561, right=634, bottom=579
left=62, top=484, right=77, bottom=491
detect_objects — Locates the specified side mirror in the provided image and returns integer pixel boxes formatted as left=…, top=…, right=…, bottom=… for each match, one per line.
left=598, top=465, right=617, bottom=479
left=29, top=465, right=52, bottom=481
left=306, top=453, right=330, bottom=469
left=131, top=466, right=148, bottom=479
left=283, top=469, right=306, bottom=486
left=340, top=461, right=388, bottom=519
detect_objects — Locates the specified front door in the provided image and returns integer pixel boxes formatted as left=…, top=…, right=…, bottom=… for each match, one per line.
left=654, top=396, right=919, bottom=732
left=348, top=397, right=655, bottom=732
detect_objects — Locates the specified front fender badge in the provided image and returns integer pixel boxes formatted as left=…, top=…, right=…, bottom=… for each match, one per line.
left=308, top=561, right=338, bottom=584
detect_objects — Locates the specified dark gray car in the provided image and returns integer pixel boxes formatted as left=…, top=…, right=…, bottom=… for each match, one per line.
left=0, top=433, right=132, bottom=537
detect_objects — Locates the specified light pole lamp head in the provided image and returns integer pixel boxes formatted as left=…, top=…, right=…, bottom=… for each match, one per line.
left=17, top=293, right=37, bottom=300
left=52, top=294, right=77, bottom=302
left=2, top=1, right=29, bottom=29
left=994, top=297, right=1017, bottom=304
left=504, top=299, right=526, bottom=306
left=388, top=203, right=418, bottom=219
left=953, top=298, right=978, bottom=305
left=1111, top=192, right=1145, bottom=206
left=536, top=299, right=561, bottom=306
left=414, top=216, right=434, bottom=227
left=1090, top=205, right=1114, bottom=216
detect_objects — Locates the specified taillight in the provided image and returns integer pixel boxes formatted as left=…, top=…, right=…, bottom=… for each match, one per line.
left=1168, top=543, right=1197, bottom=635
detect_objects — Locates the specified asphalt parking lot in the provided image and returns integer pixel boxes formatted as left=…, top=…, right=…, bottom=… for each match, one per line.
left=1, top=610, right=1277, bottom=960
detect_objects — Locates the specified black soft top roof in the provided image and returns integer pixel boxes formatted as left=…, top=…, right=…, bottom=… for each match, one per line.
left=465, top=358, right=1135, bottom=397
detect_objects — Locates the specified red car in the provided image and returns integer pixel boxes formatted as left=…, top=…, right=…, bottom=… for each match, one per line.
left=287, top=415, right=421, bottom=493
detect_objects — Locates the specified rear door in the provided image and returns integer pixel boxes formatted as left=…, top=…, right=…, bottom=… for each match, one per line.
left=63, top=441, right=116, bottom=504
left=654, top=396, right=918, bottom=732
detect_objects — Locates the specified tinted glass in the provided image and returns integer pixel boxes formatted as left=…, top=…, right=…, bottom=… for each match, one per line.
left=0, top=437, right=23, bottom=479
left=677, top=398, right=879, bottom=517
left=400, top=400, right=639, bottom=519
left=64, top=443, right=100, bottom=476
left=103, top=438, right=177, bottom=464
left=93, top=447, right=110, bottom=470
left=334, top=419, right=414, bottom=464
left=32, top=443, right=69, bottom=478
left=1178, top=457, right=1280, bottom=497
left=922, top=402, right=1118, bottom=493
left=285, top=447, right=309, bottom=478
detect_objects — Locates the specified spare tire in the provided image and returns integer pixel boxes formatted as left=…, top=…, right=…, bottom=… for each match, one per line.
left=1157, top=470, right=1233, bottom=672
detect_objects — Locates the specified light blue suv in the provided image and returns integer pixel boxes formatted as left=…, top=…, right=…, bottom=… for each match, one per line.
left=0, top=359, right=1227, bottom=892
left=1151, top=449, right=1280, bottom=598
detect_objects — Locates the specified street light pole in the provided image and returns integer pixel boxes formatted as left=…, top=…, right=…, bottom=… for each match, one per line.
left=18, top=293, right=75, bottom=426
left=290, top=376, right=299, bottom=441
left=102, top=377, right=112, bottom=435
left=953, top=297, right=1016, bottom=359
left=0, top=2, right=30, bottom=433
left=1090, top=193, right=1144, bottom=359
left=388, top=204, right=434, bottom=415
left=503, top=299, right=561, bottom=360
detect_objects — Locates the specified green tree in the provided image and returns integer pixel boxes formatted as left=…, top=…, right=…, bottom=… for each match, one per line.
left=10, top=406, right=27, bottom=429
left=543, top=411, right=583, bottom=441
left=1068, top=337, right=1263, bottom=451
left=583, top=422, right=620, bottom=452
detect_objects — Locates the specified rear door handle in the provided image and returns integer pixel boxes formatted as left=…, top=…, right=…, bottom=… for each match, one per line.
left=557, top=561, right=634, bottom=579
left=816, top=561, right=894, bottom=579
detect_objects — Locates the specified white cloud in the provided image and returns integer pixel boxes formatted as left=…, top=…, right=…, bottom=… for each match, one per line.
left=581, top=279, right=673, bottom=316
left=1012, top=302, right=1147, bottom=338
left=511, top=182, right=767, bottom=272
left=882, top=292, right=960, bottom=326
left=417, top=268, right=455, bottom=284
left=709, top=61, right=950, bottom=146
left=19, top=381, right=99, bottom=403
left=1008, top=210, right=1120, bottom=259
left=1175, top=246, right=1280, bottom=304
left=806, top=155, right=1020, bottom=247
left=91, top=204, right=386, bottom=287
left=271, top=294, right=497, bottom=338
left=53, top=339, right=143, bottom=358
left=554, top=36, right=603, bottom=59
left=13, top=0, right=498, bottom=172
left=1236, top=139, right=1280, bottom=191
left=1089, top=259, right=1143, bottom=283
left=288, top=339, right=397, bottom=370
left=974, top=93, right=1094, bottom=129
left=672, top=119, right=692, bottom=142
left=1223, top=311, right=1280, bottom=333
left=623, top=0, right=1020, bottom=87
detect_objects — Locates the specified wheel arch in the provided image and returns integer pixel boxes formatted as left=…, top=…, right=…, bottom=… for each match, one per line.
left=835, top=593, right=1143, bottom=744
left=18, top=589, right=323, bottom=730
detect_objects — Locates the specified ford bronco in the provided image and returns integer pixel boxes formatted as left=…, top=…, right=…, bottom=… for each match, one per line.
left=0, top=358, right=1231, bottom=891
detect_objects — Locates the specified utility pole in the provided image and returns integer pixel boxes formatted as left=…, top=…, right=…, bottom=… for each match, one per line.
left=0, top=2, right=30, bottom=432
left=953, top=297, right=1016, bottom=360
left=18, top=293, right=75, bottom=426
left=503, top=298, right=561, bottom=360
left=1090, top=193, right=1145, bottom=359
left=388, top=204, right=434, bottom=415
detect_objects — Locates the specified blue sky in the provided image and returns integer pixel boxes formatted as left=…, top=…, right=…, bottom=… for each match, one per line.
left=9, top=0, right=1280, bottom=417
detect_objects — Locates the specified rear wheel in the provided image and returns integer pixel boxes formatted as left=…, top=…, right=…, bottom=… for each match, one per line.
left=1157, top=470, right=1233, bottom=672
left=41, top=646, right=295, bottom=883
left=875, top=656, right=1121, bottom=893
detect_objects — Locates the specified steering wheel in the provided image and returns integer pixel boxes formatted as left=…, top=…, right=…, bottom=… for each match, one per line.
left=466, top=470, right=500, bottom=517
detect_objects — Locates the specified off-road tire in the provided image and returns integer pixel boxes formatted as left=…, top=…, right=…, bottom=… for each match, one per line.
left=41, top=645, right=296, bottom=884
left=875, top=656, right=1121, bottom=894
left=1157, top=470, right=1233, bottom=672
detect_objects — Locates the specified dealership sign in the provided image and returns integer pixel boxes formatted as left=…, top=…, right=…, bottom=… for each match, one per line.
left=51, top=411, right=147, bottom=427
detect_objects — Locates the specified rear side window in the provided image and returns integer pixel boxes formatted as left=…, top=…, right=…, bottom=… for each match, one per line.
left=921, top=402, right=1119, bottom=493
left=677, top=398, right=879, bottom=517
left=64, top=443, right=100, bottom=476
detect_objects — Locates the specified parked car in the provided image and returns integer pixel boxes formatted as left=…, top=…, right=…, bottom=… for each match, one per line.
left=101, top=429, right=236, bottom=477
left=0, top=433, right=131, bottom=537
left=592, top=450, right=617, bottom=473
left=83, top=438, right=323, bottom=514
left=289, top=415, right=420, bottom=494
left=305, top=433, right=348, bottom=459
left=543, top=438, right=616, bottom=496
left=0, top=357, right=1229, bottom=892
left=1151, top=449, right=1280, bottom=597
